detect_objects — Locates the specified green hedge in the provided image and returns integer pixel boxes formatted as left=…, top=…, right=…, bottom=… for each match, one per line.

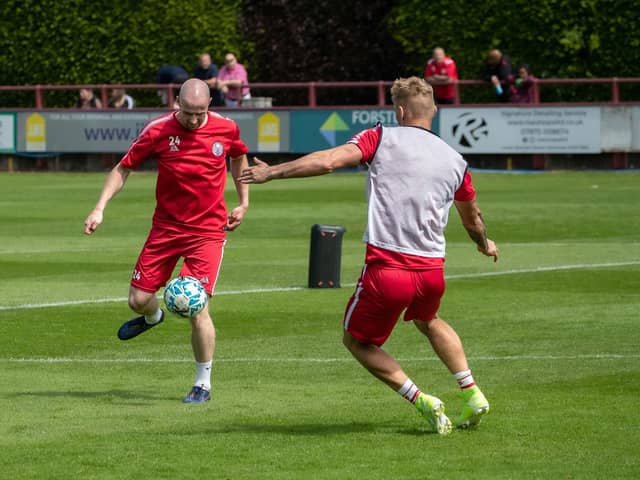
left=1, top=0, right=638, bottom=107
left=0, top=0, right=250, bottom=106
left=388, top=0, right=640, bottom=101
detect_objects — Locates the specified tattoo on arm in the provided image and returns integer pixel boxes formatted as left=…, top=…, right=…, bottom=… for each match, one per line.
left=466, top=212, right=488, bottom=250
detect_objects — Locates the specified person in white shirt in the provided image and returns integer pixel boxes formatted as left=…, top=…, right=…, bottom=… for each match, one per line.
left=239, top=76, right=498, bottom=435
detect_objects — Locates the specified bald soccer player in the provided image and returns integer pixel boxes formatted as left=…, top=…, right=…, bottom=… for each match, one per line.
left=84, top=78, right=250, bottom=403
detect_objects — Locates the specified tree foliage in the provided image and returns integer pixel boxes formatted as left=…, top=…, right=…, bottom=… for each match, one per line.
left=239, top=0, right=405, bottom=105
left=0, top=0, right=639, bottom=107
left=0, top=0, right=250, bottom=105
left=388, top=0, right=640, bottom=79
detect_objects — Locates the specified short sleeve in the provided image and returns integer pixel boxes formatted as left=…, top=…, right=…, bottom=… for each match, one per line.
left=347, top=125, right=382, bottom=164
left=454, top=169, right=476, bottom=202
left=120, top=127, right=155, bottom=169
left=448, top=61, right=458, bottom=80
left=228, top=123, right=249, bottom=158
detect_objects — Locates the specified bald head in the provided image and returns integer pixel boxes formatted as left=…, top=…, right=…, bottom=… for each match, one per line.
left=433, top=47, right=445, bottom=63
left=179, top=78, right=210, bottom=104
left=487, top=49, right=502, bottom=65
left=177, top=78, right=211, bottom=130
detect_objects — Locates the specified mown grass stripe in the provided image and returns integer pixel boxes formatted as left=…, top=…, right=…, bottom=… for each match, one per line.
left=1, top=260, right=638, bottom=311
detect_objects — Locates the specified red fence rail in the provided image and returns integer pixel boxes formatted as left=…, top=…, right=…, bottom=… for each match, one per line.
left=0, top=78, right=639, bottom=109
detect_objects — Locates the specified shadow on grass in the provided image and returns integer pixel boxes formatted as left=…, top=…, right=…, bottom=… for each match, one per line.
left=6, top=389, right=170, bottom=404
left=196, top=422, right=437, bottom=437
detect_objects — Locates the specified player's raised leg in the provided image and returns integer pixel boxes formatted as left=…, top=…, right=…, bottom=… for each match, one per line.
left=183, top=303, right=215, bottom=403
left=414, top=316, right=489, bottom=428
left=117, top=286, right=165, bottom=341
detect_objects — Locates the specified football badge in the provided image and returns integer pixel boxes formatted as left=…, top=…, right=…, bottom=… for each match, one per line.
left=211, top=141, right=224, bottom=156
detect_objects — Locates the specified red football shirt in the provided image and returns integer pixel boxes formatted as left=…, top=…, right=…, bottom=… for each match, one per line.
left=120, top=111, right=248, bottom=236
left=424, top=57, right=458, bottom=100
left=348, top=125, right=476, bottom=269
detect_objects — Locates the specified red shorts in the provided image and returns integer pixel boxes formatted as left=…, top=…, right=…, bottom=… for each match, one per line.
left=131, top=227, right=225, bottom=295
left=343, top=264, right=445, bottom=346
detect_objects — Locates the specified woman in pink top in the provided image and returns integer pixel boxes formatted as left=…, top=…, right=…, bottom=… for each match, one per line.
left=218, top=52, right=251, bottom=107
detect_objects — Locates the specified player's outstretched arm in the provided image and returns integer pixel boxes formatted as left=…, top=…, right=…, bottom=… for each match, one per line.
left=238, top=144, right=363, bottom=184
left=227, top=154, right=250, bottom=231
left=454, top=199, right=499, bottom=262
left=84, top=162, right=131, bottom=235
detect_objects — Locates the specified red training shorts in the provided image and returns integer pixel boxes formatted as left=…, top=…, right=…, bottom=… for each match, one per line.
left=343, top=264, right=445, bottom=346
left=131, top=227, right=225, bottom=295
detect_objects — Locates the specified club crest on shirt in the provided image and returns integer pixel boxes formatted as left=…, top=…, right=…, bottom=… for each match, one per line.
left=211, top=141, right=224, bottom=156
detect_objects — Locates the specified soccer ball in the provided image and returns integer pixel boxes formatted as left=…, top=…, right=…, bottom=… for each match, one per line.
left=163, top=276, right=208, bottom=318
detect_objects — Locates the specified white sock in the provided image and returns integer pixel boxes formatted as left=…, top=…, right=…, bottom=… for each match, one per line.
left=454, top=370, right=476, bottom=390
left=397, top=378, right=421, bottom=404
left=144, top=308, right=163, bottom=325
left=194, top=360, right=212, bottom=391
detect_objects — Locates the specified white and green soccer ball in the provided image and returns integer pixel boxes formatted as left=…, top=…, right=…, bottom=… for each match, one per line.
left=163, top=276, right=207, bottom=318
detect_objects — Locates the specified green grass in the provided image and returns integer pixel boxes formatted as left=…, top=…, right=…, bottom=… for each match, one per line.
left=0, top=171, right=639, bottom=479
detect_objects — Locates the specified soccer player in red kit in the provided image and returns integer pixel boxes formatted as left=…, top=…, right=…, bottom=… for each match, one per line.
left=84, top=78, right=249, bottom=404
left=239, top=77, right=498, bottom=434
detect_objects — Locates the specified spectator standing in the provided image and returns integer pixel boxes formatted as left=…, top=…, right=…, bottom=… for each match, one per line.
left=424, top=47, right=458, bottom=104
left=483, top=49, right=514, bottom=102
left=74, top=88, right=102, bottom=109
left=108, top=88, right=136, bottom=109
left=509, top=64, right=535, bottom=104
left=156, top=64, right=189, bottom=108
left=84, top=79, right=250, bottom=404
left=218, top=52, right=251, bottom=107
left=193, top=53, right=223, bottom=106
left=239, top=77, right=498, bottom=434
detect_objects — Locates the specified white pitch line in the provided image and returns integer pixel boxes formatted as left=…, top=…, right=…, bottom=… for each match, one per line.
left=0, top=353, right=638, bottom=364
left=0, top=287, right=305, bottom=311
left=444, top=260, right=640, bottom=280
left=1, top=260, right=638, bottom=312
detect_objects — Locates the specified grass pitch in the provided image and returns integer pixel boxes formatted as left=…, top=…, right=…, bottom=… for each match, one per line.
left=0, top=170, right=639, bottom=479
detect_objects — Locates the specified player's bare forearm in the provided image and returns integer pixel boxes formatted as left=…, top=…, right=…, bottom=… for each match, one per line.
left=466, top=216, right=499, bottom=262
left=270, top=150, right=335, bottom=179
left=238, top=144, right=362, bottom=184
left=94, top=162, right=130, bottom=210
left=226, top=155, right=249, bottom=231
left=230, top=155, right=250, bottom=208
left=84, top=162, right=130, bottom=234
left=465, top=211, right=488, bottom=249
left=454, top=199, right=499, bottom=261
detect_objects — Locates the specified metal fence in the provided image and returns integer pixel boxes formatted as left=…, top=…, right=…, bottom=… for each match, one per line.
left=1, top=78, right=640, bottom=109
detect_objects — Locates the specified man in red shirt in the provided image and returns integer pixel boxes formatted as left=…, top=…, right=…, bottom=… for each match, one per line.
left=424, top=47, right=458, bottom=104
left=239, top=77, right=498, bottom=435
left=84, top=78, right=250, bottom=404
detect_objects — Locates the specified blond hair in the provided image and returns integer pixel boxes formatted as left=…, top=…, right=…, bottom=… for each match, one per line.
left=390, top=76, right=436, bottom=119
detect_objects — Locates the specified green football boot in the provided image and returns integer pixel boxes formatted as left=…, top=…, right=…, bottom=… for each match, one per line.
left=456, top=385, right=490, bottom=429
left=414, top=393, right=453, bottom=435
